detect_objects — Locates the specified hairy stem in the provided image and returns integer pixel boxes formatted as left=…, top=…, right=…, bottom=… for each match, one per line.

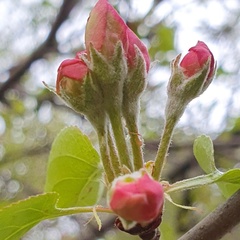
left=125, top=116, right=144, bottom=171
left=152, top=117, right=177, bottom=180
left=165, top=171, right=222, bottom=193
left=58, top=205, right=113, bottom=216
left=97, top=131, right=115, bottom=184
left=108, top=109, right=133, bottom=171
left=107, top=126, right=121, bottom=176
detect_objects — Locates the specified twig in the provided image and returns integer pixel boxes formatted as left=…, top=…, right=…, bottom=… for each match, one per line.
left=178, top=189, right=240, bottom=240
left=0, top=0, right=80, bottom=102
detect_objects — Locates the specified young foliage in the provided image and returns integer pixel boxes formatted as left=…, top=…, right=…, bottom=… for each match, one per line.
left=1, top=0, right=239, bottom=239
left=0, top=192, right=112, bottom=240
left=193, top=135, right=218, bottom=174
left=0, top=193, right=60, bottom=240
left=165, top=135, right=240, bottom=197
left=193, top=135, right=240, bottom=197
left=45, top=126, right=103, bottom=207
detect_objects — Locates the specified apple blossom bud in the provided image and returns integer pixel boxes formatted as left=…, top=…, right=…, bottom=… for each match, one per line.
left=55, top=0, right=151, bottom=136
left=85, top=0, right=150, bottom=72
left=56, top=55, right=107, bottom=133
left=126, top=28, right=150, bottom=72
left=165, top=41, right=216, bottom=122
left=85, top=0, right=128, bottom=60
left=180, top=41, right=215, bottom=80
left=108, top=170, right=164, bottom=229
left=56, top=58, right=88, bottom=111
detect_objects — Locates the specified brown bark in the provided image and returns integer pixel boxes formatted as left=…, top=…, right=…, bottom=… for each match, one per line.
left=178, top=189, right=240, bottom=240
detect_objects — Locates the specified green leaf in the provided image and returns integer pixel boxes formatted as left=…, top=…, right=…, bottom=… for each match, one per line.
left=148, top=24, right=175, bottom=64
left=216, top=168, right=240, bottom=183
left=45, top=126, right=103, bottom=208
left=216, top=169, right=240, bottom=197
left=193, top=135, right=217, bottom=174
left=193, top=135, right=240, bottom=197
left=0, top=192, right=112, bottom=240
left=217, top=182, right=240, bottom=198
left=0, top=193, right=59, bottom=240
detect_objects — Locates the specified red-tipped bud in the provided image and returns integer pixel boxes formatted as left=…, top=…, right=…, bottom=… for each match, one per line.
left=164, top=41, right=216, bottom=125
left=109, top=171, right=164, bottom=227
left=180, top=41, right=215, bottom=80
left=126, top=28, right=150, bottom=72
left=85, top=0, right=150, bottom=71
left=56, top=58, right=88, bottom=94
left=85, top=0, right=128, bottom=59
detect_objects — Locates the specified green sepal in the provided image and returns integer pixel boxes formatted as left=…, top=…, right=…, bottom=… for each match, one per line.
left=89, top=42, right=127, bottom=111
left=122, top=45, right=147, bottom=122
left=165, top=55, right=212, bottom=121
left=57, top=73, right=106, bottom=132
left=123, top=46, right=147, bottom=104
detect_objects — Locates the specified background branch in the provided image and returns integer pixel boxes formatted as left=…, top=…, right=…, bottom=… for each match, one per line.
left=178, top=189, right=240, bottom=240
left=0, top=0, right=80, bottom=102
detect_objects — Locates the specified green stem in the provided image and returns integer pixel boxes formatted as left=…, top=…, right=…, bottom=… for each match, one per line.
left=107, top=126, right=121, bottom=176
left=87, top=113, right=115, bottom=183
left=152, top=116, right=178, bottom=181
left=97, top=131, right=115, bottom=184
left=125, top=117, right=144, bottom=171
left=165, top=171, right=222, bottom=193
left=56, top=205, right=113, bottom=216
left=108, top=109, right=133, bottom=171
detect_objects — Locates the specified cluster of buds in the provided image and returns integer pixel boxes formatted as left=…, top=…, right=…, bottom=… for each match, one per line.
left=53, top=0, right=216, bottom=239
left=56, top=0, right=150, bottom=131
left=55, top=0, right=150, bottom=179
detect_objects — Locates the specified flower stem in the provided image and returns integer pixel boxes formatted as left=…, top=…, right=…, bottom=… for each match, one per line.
left=125, top=117, right=144, bottom=171
left=107, top=126, right=122, bottom=176
left=97, top=130, right=115, bottom=184
left=57, top=205, right=113, bottom=216
left=165, top=171, right=222, bottom=193
left=152, top=116, right=178, bottom=181
left=108, top=109, right=133, bottom=171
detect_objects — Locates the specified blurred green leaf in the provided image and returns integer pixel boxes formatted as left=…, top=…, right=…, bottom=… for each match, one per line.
left=193, top=135, right=217, bottom=174
left=0, top=192, right=59, bottom=240
left=231, top=117, right=240, bottom=134
left=216, top=169, right=240, bottom=197
left=194, top=135, right=240, bottom=197
left=149, top=24, right=175, bottom=60
left=0, top=191, right=112, bottom=240
left=217, top=182, right=240, bottom=198
left=216, top=168, right=240, bottom=183
left=45, top=126, right=103, bottom=207
left=160, top=200, right=179, bottom=240
left=156, top=25, right=175, bottom=51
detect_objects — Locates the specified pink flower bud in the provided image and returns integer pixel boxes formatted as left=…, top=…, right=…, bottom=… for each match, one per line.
left=109, top=171, right=164, bottom=226
left=180, top=41, right=214, bottom=79
left=126, top=28, right=150, bottom=72
left=85, top=0, right=128, bottom=59
left=56, top=57, right=88, bottom=94
left=85, top=0, right=150, bottom=71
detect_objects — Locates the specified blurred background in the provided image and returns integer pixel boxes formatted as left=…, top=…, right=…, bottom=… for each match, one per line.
left=1, top=0, right=240, bottom=239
